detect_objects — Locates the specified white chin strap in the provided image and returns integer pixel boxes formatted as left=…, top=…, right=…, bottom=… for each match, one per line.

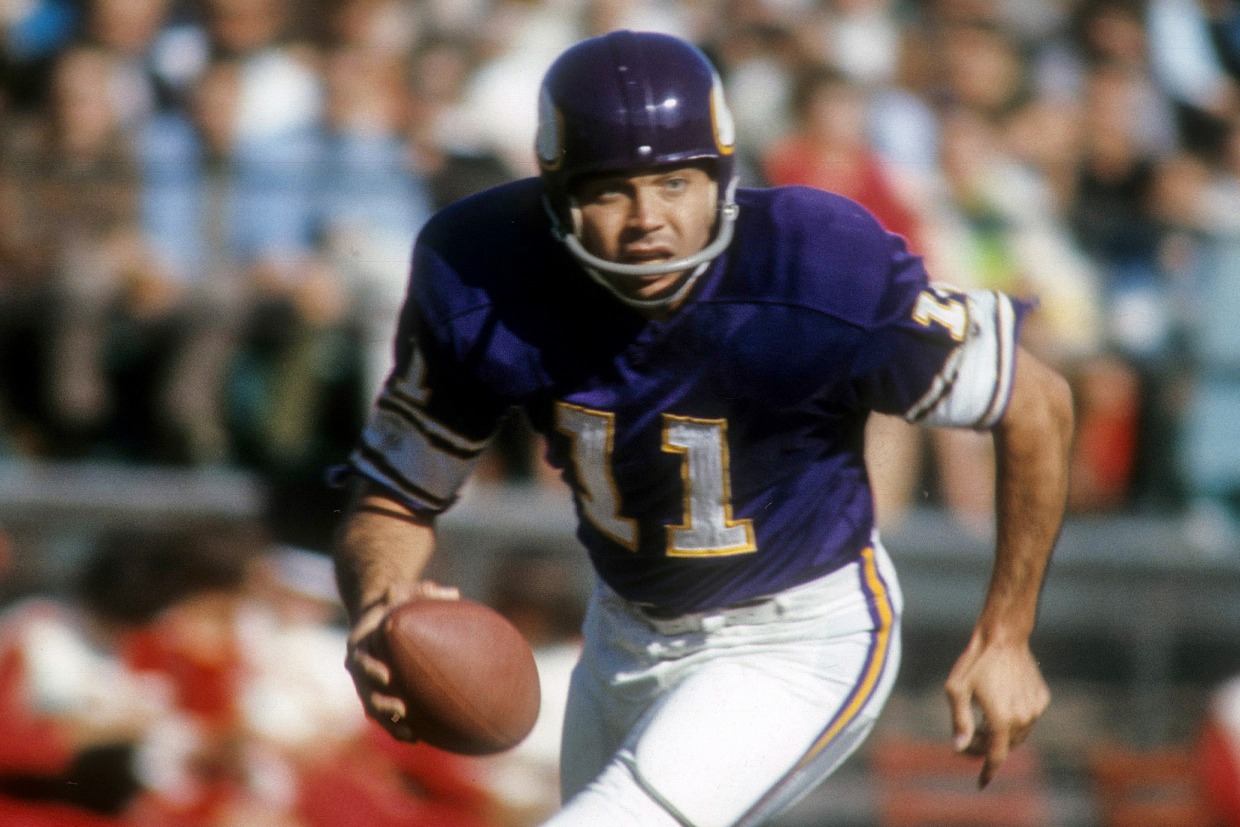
left=544, top=191, right=740, bottom=311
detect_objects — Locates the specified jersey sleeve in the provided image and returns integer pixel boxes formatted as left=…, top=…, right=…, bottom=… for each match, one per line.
left=336, top=242, right=508, bottom=515
left=855, top=276, right=1031, bottom=430
left=902, top=286, right=1027, bottom=429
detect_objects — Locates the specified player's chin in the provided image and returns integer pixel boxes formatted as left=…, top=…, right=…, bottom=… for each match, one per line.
left=612, top=271, right=690, bottom=302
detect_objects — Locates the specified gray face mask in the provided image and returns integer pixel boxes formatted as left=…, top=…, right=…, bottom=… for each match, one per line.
left=543, top=181, right=740, bottom=310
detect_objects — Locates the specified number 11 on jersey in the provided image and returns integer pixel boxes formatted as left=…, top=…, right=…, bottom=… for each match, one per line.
left=556, top=402, right=756, bottom=557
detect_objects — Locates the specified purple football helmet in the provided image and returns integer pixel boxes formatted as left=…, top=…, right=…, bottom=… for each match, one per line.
left=535, top=30, right=740, bottom=308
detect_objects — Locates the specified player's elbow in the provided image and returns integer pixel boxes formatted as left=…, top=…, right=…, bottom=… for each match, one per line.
left=1001, top=349, right=1075, bottom=454
left=1040, top=366, right=1074, bottom=451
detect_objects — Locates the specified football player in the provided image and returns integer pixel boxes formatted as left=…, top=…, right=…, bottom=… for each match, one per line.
left=332, top=30, right=1073, bottom=827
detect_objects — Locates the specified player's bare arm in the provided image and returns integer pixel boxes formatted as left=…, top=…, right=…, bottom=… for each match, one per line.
left=945, top=345, right=1073, bottom=788
left=333, top=480, right=455, bottom=740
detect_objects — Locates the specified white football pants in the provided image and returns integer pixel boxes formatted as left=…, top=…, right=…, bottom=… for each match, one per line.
left=543, top=541, right=902, bottom=827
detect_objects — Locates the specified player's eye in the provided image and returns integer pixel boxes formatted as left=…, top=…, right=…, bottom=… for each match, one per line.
left=576, top=177, right=627, bottom=204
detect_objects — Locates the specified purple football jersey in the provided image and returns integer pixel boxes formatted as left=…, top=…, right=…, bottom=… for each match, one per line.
left=347, top=178, right=1027, bottom=613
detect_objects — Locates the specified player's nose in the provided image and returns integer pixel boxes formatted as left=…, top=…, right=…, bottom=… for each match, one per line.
left=627, top=186, right=665, bottom=231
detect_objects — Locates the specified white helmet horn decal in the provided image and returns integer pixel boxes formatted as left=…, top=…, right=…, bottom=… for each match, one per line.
left=536, top=86, right=563, bottom=171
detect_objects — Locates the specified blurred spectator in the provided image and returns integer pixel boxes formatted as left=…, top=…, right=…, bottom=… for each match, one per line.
left=925, top=107, right=1104, bottom=364
left=238, top=546, right=361, bottom=756
left=114, top=526, right=276, bottom=826
left=1156, top=124, right=1240, bottom=542
left=0, top=43, right=194, bottom=463
left=935, top=18, right=1034, bottom=122
left=1001, top=89, right=1084, bottom=212
left=761, top=64, right=923, bottom=248
left=917, top=107, right=1142, bottom=517
left=406, top=36, right=515, bottom=211
left=0, top=0, right=80, bottom=111
left=1066, top=61, right=1183, bottom=509
left=458, top=0, right=579, bottom=177
left=138, top=57, right=321, bottom=467
left=1202, top=672, right=1240, bottom=825
left=1070, top=61, right=1172, bottom=307
left=78, top=0, right=178, bottom=128
left=224, top=263, right=367, bottom=553
left=0, top=48, right=77, bottom=456
left=1147, top=0, right=1240, bottom=158
left=0, top=530, right=177, bottom=825
left=706, top=0, right=802, bottom=162
left=137, top=0, right=337, bottom=474
left=798, top=0, right=904, bottom=89
left=317, top=44, right=433, bottom=395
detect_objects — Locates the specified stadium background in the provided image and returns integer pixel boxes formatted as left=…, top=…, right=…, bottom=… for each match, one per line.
left=3, top=0, right=1240, bottom=824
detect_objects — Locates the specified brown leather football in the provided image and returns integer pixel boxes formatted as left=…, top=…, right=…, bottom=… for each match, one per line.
left=381, top=597, right=541, bottom=755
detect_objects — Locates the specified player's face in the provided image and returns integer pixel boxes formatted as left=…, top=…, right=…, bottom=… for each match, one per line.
left=571, top=164, right=718, bottom=305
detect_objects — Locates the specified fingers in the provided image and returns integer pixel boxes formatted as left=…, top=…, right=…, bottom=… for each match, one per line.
left=346, top=580, right=459, bottom=687
left=945, top=677, right=976, bottom=754
left=343, top=580, right=460, bottom=744
left=956, top=709, right=1041, bottom=787
left=347, top=644, right=417, bottom=740
left=945, top=637, right=1051, bottom=787
left=414, top=580, right=461, bottom=601
left=370, top=692, right=417, bottom=740
left=979, top=724, right=1010, bottom=789
left=348, top=600, right=393, bottom=648
left=352, top=646, right=392, bottom=687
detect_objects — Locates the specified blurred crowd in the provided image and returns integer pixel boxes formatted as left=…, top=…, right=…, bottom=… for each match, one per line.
left=4, top=0, right=1240, bottom=541
left=0, top=524, right=585, bottom=826
left=6, top=3, right=1240, bottom=822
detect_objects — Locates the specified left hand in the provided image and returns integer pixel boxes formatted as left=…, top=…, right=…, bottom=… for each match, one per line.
left=944, top=630, right=1050, bottom=788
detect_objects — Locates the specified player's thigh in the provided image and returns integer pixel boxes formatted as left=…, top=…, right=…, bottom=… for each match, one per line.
left=548, top=630, right=895, bottom=827
left=558, top=594, right=661, bottom=800
left=559, top=654, right=621, bottom=799
left=556, top=549, right=901, bottom=825
left=627, top=648, right=880, bottom=827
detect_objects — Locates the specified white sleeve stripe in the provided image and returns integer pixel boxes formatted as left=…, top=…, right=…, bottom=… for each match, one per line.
left=907, top=289, right=1019, bottom=430
left=350, top=406, right=488, bottom=509
left=977, top=291, right=1016, bottom=428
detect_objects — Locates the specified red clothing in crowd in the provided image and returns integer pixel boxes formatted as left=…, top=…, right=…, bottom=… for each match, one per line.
left=0, top=605, right=128, bottom=827
left=762, top=138, right=923, bottom=252
left=1202, top=678, right=1240, bottom=826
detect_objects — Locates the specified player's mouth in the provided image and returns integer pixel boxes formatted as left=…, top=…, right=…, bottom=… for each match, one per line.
left=621, top=246, right=674, bottom=265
